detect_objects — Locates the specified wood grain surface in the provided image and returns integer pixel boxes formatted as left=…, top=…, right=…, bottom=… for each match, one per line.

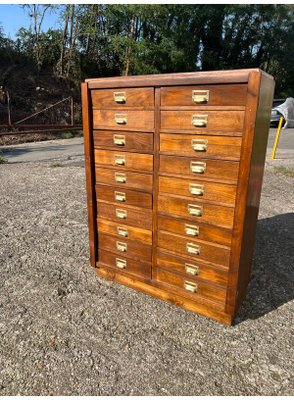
left=92, top=87, right=154, bottom=109
left=94, top=149, right=154, bottom=172
left=160, top=134, right=242, bottom=160
left=161, top=111, right=244, bottom=132
left=97, top=201, right=153, bottom=230
left=93, top=110, right=154, bottom=131
left=93, top=130, right=154, bottom=153
left=159, top=176, right=237, bottom=206
left=161, top=84, right=247, bottom=108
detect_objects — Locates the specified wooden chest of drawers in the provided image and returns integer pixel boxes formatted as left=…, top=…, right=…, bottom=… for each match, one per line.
left=81, top=69, right=274, bottom=324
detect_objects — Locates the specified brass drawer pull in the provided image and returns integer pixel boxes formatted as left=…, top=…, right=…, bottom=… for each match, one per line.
left=116, top=258, right=127, bottom=269
left=184, top=224, right=199, bottom=237
left=189, top=183, right=204, bottom=196
left=192, top=90, right=209, bottom=104
left=116, top=209, right=127, bottom=219
left=188, top=204, right=203, bottom=217
left=185, top=263, right=199, bottom=276
left=190, top=161, right=206, bottom=174
left=186, top=243, right=201, bottom=255
left=184, top=281, right=198, bottom=293
left=116, top=241, right=127, bottom=252
left=115, top=172, right=126, bottom=183
left=192, top=114, right=208, bottom=127
left=191, top=139, right=208, bottom=152
left=113, top=91, right=126, bottom=103
left=114, top=113, right=127, bottom=125
left=117, top=226, right=128, bottom=237
left=115, top=191, right=126, bottom=202
left=114, top=154, right=126, bottom=166
left=113, top=135, right=126, bottom=146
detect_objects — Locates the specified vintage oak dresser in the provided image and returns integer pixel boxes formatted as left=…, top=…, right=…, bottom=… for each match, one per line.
left=81, top=69, right=274, bottom=324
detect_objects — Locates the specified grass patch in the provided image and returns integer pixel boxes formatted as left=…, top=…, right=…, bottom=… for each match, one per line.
left=273, top=165, right=294, bottom=178
left=50, top=162, right=63, bottom=168
left=61, top=131, right=74, bottom=139
left=0, top=153, right=8, bottom=164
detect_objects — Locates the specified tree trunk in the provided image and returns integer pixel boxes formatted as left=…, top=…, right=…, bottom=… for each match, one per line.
left=124, top=15, right=135, bottom=76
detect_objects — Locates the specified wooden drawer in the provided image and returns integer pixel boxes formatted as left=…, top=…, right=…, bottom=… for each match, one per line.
left=157, top=250, right=229, bottom=286
left=95, top=167, right=153, bottom=192
left=99, top=233, right=152, bottom=262
left=161, top=111, right=244, bottom=132
left=96, top=184, right=152, bottom=209
left=157, top=215, right=232, bottom=247
left=93, top=131, right=153, bottom=153
left=160, top=85, right=247, bottom=109
left=93, top=110, right=154, bottom=132
left=98, top=218, right=152, bottom=245
left=94, top=149, right=153, bottom=173
left=161, top=85, right=247, bottom=108
left=160, top=134, right=242, bottom=160
left=159, top=156, right=239, bottom=184
left=158, top=230, right=230, bottom=268
left=159, top=176, right=236, bottom=206
left=97, top=201, right=153, bottom=230
left=156, top=267, right=227, bottom=304
left=158, top=195, right=235, bottom=229
left=92, top=87, right=154, bottom=109
left=98, top=250, right=151, bottom=279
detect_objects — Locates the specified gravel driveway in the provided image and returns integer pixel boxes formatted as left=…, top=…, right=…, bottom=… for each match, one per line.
left=0, top=152, right=293, bottom=395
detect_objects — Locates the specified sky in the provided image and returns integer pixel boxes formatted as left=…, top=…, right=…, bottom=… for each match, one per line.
left=0, top=4, right=60, bottom=39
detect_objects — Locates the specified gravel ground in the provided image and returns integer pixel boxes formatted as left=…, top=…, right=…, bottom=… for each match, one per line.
left=0, top=155, right=293, bottom=395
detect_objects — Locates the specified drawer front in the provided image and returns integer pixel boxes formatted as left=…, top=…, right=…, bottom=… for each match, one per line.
left=161, top=111, right=244, bottom=132
left=93, top=110, right=154, bottom=132
left=157, top=250, right=229, bottom=286
left=99, top=233, right=152, bottom=262
left=159, top=176, right=237, bottom=206
left=93, top=131, right=153, bottom=152
left=96, top=184, right=152, bottom=209
left=160, top=134, right=242, bottom=160
left=92, top=87, right=154, bottom=109
left=158, top=195, right=235, bottom=229
left=94, top=149, right=153, bottom=172
left=98, top=219, right=152, bottom=245
left=97, top=202, right=153, bottom=230
left=95, top=167, right=153, bottom=192
left=159, top=156, right=239, bottom=184
left=156, top=267, right=227, bottom=304
left=157, top=215, right=232, bottom=247
left=98, top=250, right=151, bottom=279
left=161, top=85, right=247, bottom=108
left=158, top=231, right=230, bottom=268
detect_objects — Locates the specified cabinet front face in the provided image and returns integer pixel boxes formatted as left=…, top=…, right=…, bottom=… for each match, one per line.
left=83, top=71, right=274, bottom=324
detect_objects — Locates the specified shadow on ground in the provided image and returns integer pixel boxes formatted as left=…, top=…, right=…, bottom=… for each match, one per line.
left=236, top=212, right=294, bottom=323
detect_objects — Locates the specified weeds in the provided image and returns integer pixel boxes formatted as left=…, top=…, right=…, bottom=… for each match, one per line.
left=61, top=132, right=74, bottom=139
left=50, top=162, right=63, bottom=168
left=273, top=165, right=294, bottom=178
left=0, top=153, right=8, bottom=164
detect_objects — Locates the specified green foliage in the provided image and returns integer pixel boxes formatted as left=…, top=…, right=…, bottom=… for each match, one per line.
left=61, top=131, right=74, bottom=139
left=0, top=151, right=8, bottom=164
left=50, top=162, right=63, bottom=168
left=274, top=166, right=294, bottom=178
left=0, top=5, right=293, bottom=96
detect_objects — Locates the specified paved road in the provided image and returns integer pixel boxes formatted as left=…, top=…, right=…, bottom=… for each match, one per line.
left=1, top=137, right=84, bottom=163
left=1, top=128, right=294, bottom=163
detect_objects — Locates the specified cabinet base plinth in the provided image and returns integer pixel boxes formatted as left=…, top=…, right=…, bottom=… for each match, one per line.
left=96, top=265, right=233, bottom=325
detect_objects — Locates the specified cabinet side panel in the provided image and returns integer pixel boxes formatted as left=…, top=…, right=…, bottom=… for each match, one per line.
left=235, top=73, right=275, bottom=309
left=152, top=87, right=160, bottom=280
left=225, top=71, right=261, bottom=315
left=81, top=83, right=97, bottom=267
